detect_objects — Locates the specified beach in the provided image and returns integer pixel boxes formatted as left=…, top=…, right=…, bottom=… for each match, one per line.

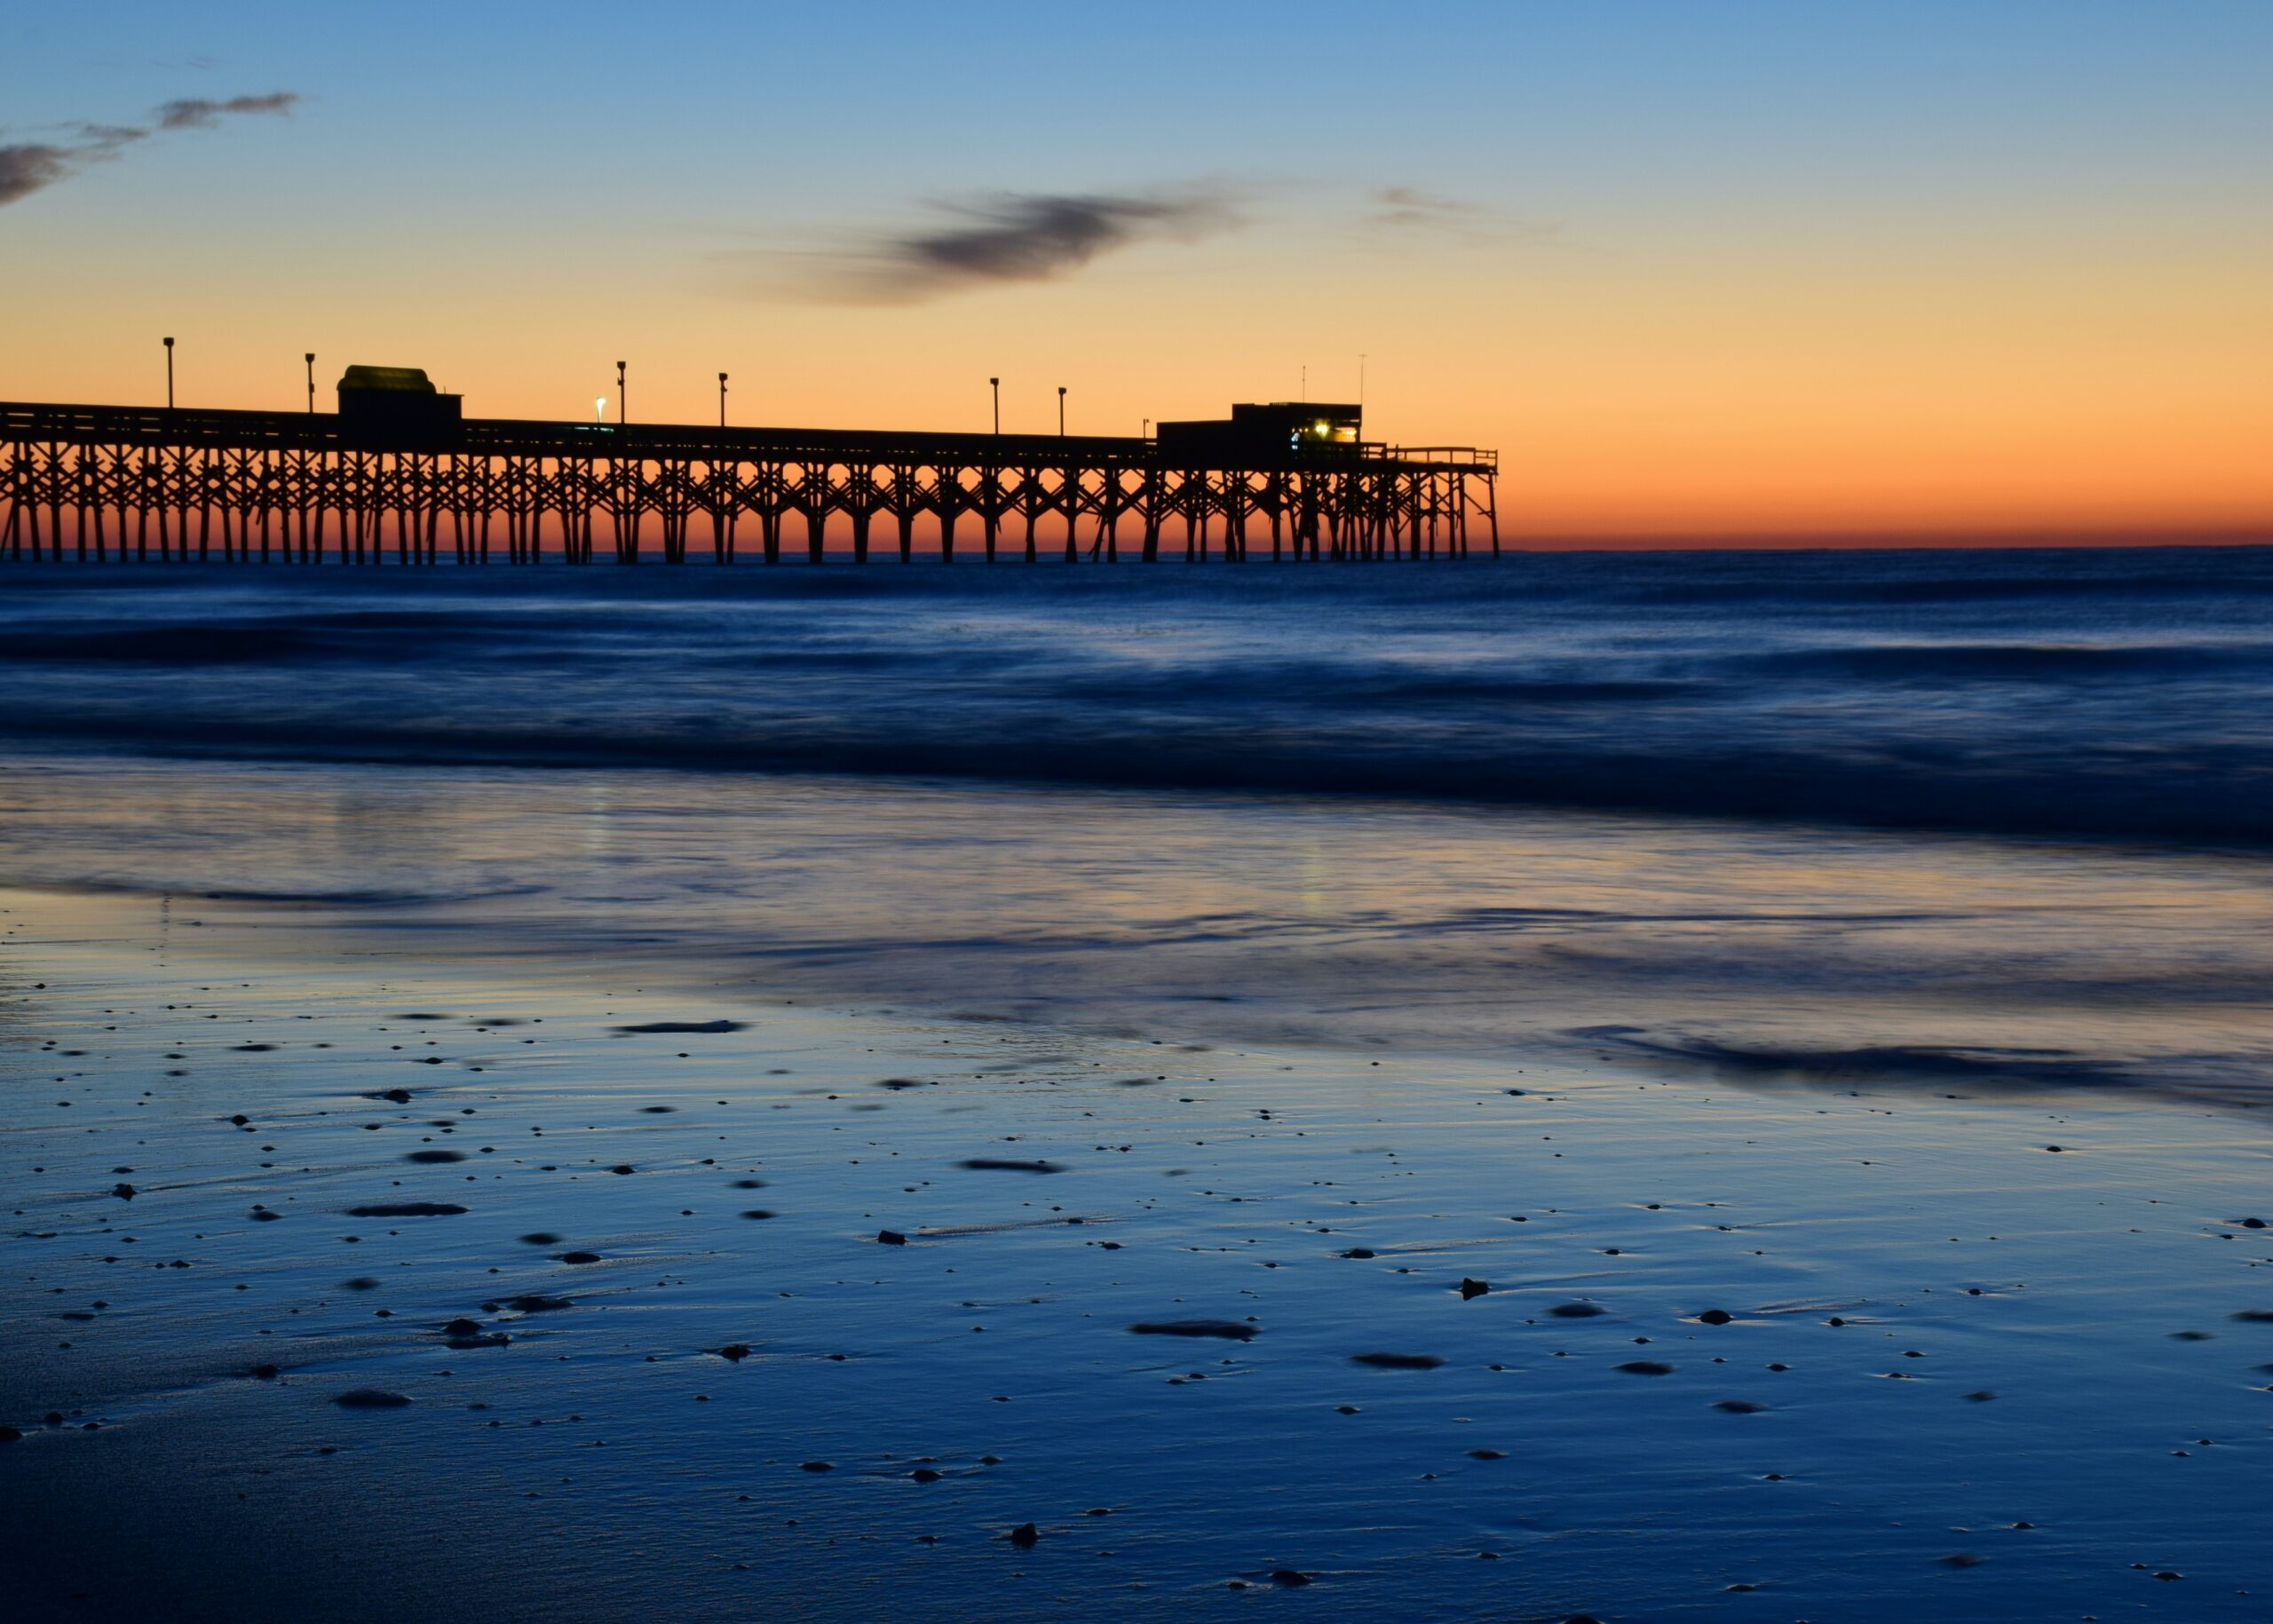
left=4, top=554, right=2273, bottom=1620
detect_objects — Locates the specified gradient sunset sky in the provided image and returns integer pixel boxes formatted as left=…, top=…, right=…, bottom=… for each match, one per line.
left=4, top=0, right=2268, bottom=543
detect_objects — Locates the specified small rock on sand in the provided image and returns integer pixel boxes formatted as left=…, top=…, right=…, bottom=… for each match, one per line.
left=1459, top=1278, right=1489, bottom=1300
left=959, top=1158, right=1065, bottom=1175
left=877, top=1230, right=908, bottom=1246
left=348, top=1202, right=468, bottom=1217
left=1007, top=1522, right=1039, bottom=1548
left=614, top=1020, right=748, bottom=1034
left=334, top=1389, right=412, bottom=1409
left=1350, top=1352, right=1443, bottom=1370
left=1550, top=1303, right=1606, bottom=1319
left=1129, top=1319, right=1256, bottom=1342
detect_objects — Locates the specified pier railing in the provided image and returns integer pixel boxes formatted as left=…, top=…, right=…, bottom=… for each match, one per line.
left=1, top=401, right=1498, bottom=565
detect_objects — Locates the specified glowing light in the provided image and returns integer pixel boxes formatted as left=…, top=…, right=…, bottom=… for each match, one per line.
left=596, top=397, right=607, bottom=424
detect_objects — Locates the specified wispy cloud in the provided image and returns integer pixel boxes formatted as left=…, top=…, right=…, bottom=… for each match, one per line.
left=1360, top=185, right=1550, bottom=249
left=0, top=91, right=298, bottom=208
left=155, top=91, right=299, bottom=131
left=752, top=187, right=1241, bottom=305
left=1368, top=186, right=1484, bottom=230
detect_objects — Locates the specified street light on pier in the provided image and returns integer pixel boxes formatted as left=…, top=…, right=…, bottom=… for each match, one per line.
left=719, top=372, right=728, bottom=428
left=616, top=360, right=627, bottom=427
left=162, top=337, right=174, bottom=409
left=989, top=376, right=1000, bottom=435
left=1057, top=385, right=1066, bottom=438
left=305, top=353, right=316, bottom=414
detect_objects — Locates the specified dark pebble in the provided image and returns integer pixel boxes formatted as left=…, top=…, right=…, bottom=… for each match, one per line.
left=348, top=1202, right=467, bottom=1217
left=1350, top=1352, right=1443, bottom=1370
left=959, top=1159, right=1065, bottom=1175
left=1712, top=1398, right=1765, bottom=1413
left=111, top=1183, right=135, bottom=1200
left=877, top=1230, right=908, bottom=1246
left=507, top=1295, right=573, bottom=1313
left=334, top=1389, right=412, bottom=1409
left=1616, top=1360, right=1675, bottom=1375
left=714, top=1344, right=752, bottom=1361
left=1339, top=1248, right=1376, bottom=1259
left=1459, top=1278, right=1489, bottom=1300
left=1007, top=1522, right=1039, bottom=1548
left=406, top=1150, right=465, bottom=1164
left=741, top=1209, right=776, bottom=1220
left=613, top=1020, right=748, bottom=1034
left=910, top=1468, right=942, bottom=1483
left=800, top=1460, right=834, bottom=1472
left=1130, top=1319, right=1257, bottom=1342
left=519, top=1232, right=561, bottom=1245
left=558, top=1251, right=602, bottom=1264
left=249, top=1365, right=279, bottom=1380
left=610, top=1165, right=635, bottom=1176
left=1269, top=1569, right=1311, bottom=1587
left=1698, top=1309, right=1734, bottom=1326
left=1549, top=1303, right=1606, bottom=1319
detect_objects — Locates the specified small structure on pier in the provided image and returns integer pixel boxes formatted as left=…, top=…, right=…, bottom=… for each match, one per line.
left=1155, top=402, right=1364, bottom=464
left=337, top=365, right=462, bottom=448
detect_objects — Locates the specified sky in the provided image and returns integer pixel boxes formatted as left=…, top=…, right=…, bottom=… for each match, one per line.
left=3, top=0, right=2269, bottom=544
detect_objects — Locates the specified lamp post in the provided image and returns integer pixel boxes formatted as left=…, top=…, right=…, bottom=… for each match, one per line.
left=989, top=376, right=1000, bottom=435
left=719, top=372, right=729, bottom=428
left=616, top=360, right=627, bottom=427
left=305, top=353, right=316, bottom=413
left=1057, top=385, right=1066, bottom=438
left=162, top=337, right=174, bottom=409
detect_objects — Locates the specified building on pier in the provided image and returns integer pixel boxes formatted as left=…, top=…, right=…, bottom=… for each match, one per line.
left=337, top=365, right=463, bottom=448
left=1154, top=402, right=1364, bottom=463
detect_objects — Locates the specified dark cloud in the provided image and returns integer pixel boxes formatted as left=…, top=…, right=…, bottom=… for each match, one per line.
left=0, top=91, right=297, bottom=208
left=0, top=144, right=75, bottom=206
left=154, top=91, right=299, bottom=130
left=781, top=189, right=1239, bottom=305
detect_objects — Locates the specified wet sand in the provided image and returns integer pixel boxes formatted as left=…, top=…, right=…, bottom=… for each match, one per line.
left=5, top=883, right=2271, bottom=1621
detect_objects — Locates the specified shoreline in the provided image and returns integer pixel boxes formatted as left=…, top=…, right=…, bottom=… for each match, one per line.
left=5, top=880, right=2271, bottom=1620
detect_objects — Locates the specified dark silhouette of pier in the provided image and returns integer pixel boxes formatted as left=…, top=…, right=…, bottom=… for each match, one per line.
left=0, top=388, right=1497, bottom=566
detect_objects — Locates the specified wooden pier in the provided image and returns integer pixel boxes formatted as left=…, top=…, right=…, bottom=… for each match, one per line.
left=0, top=400, right=1497, bottom=566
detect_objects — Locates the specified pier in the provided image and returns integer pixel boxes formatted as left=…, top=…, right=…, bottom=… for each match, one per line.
left=0, top=388, right=1497, bottom=566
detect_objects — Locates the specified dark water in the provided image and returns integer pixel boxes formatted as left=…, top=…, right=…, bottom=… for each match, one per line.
left=4, top=546, right=2271, bottom=844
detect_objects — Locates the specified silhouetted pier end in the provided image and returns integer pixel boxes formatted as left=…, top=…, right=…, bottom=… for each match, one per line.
left=0, top=394, right=1498, bottom=566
